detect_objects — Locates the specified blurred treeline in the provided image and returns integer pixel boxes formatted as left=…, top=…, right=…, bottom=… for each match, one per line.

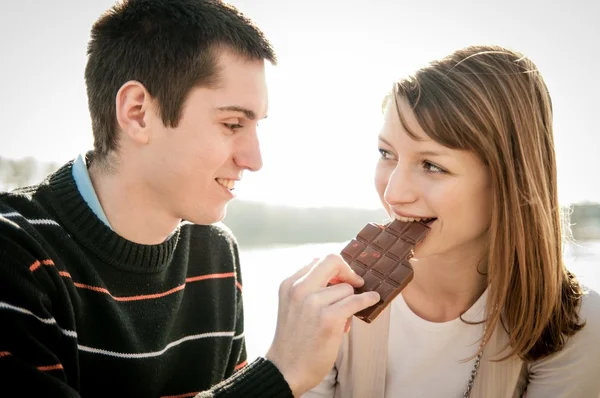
left=223, top=200, right=388, bottom=247
left=1, top=155, right=599, bottom=246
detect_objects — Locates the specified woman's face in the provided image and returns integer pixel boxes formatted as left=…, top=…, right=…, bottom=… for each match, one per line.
left=374, top=96, right=492, bottom=261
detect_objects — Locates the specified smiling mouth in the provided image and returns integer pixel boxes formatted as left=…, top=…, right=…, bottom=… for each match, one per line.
left=393, top=215, right=437, bottom=225
left=216, top=178, right=236, bottom=191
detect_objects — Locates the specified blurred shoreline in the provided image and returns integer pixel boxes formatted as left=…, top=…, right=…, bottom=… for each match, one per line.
left=2, top=155, right=600, bottom=243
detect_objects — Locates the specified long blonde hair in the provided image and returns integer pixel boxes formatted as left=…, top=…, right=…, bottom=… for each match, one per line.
left=391, top=45, right=584, bottom=361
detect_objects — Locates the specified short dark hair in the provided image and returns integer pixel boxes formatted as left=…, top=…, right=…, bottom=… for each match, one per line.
left=85, top=0, right=277, bottom=163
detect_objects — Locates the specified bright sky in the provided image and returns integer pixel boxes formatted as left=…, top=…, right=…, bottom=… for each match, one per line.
left=1, top=0, right=598, bottom=209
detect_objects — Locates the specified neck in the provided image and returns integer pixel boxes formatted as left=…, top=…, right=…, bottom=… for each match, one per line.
left=88, top=161, right=180, bottom=245
left=402, top=248, right=488, bottom=322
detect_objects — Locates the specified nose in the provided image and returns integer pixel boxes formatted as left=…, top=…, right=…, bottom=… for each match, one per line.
left=233, top=127, right=263, bottom=172
left=383, top=163, right=419, bottom=206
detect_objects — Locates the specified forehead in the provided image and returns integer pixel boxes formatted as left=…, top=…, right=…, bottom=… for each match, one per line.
left=380, top=95, right=431, bottom=144
left=380, top=95, right=489, bottom=176
left=210, top=49, right=269, bottom=115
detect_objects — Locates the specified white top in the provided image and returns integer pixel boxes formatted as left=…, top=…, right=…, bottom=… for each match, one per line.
left=303, top=286, right=600, bottom=398
left=384, top=290, right=487, bottom=397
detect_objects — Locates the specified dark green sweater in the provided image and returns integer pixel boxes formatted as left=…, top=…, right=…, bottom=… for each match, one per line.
left=0, top=161, right=292, bottom=397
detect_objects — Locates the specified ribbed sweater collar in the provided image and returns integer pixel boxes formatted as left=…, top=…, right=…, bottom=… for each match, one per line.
left=46, top=158, right=180, bottom=273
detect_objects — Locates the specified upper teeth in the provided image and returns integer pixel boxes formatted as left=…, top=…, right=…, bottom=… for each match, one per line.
left=217, top=178, right=236, bottom=190
left=395, top=215, right=433, bottom=223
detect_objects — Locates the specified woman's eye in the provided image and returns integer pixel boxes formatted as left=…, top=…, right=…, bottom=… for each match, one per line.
left=378, top=148, right=393, bottom=160
left=423, top=161, right=446, bottom=174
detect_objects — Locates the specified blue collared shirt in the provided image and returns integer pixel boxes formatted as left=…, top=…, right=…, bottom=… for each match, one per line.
left=71, top=153, right=112, bottom=229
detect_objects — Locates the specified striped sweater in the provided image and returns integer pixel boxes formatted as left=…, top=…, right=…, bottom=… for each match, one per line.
left=0, top=161, right=292, bottom=397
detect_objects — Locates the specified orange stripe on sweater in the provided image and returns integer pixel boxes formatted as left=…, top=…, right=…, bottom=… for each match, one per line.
left=0, top=352, right=61, bottom=371
left=73, top=282, right=187, bottom=302
left=29, top=260, right=72, bottom=279
left=188, top=272, right=242, bottom=291
left=72, top=273, right=239, bottom=302
left=37, top=364, right=63, bottom=372
left=234, top=360, right=248, bottom=371
left=29, top=258, right=241, bottom=300
left=73, top=283, right=112, bottom=295
left=29, top=259, right=55, bottom=272
left=185, top=272, right=236, bottom=283
left=161, top=392, right=198, bottom=398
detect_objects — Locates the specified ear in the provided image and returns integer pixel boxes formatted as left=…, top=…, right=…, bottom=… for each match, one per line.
left=115, top=81, right=153, bottom=146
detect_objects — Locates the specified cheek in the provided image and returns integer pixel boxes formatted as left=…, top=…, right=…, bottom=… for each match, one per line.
left=472, top=190, right=493, bottom=234
left=374, top=164, right=390, bottom=200
left=156, top=142, right=209, bottom=190
left=441, top=187, right=491, bottom=238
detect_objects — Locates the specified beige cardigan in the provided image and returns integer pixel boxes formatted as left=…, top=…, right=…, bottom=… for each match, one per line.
left=332, top=308, right=528, bottom=398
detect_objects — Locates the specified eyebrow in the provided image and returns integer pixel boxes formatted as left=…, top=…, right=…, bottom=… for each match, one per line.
left=418, top=150, right=446, bottom=157
left=216, top=105, right=264, bottom=121
left=378, top=136, right=447, bottom=157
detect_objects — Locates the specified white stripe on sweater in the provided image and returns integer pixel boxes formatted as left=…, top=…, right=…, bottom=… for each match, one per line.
left=78, top=331, right=236, bottom=359
left=1, top=301, right=244, bottom=359
left=0, top=301, right=77, bottom=338
left=0, top=212, right=60, bottom=226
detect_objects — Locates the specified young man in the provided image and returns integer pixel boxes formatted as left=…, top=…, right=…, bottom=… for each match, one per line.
left=0, top=1, right=379, bottom=397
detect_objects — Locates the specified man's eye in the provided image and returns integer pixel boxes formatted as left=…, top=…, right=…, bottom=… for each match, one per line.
left=224, top=123, right=243, bottom=131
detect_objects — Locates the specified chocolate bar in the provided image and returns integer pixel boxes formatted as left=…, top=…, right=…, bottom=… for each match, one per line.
left=340, top=219, right=430, bottom=323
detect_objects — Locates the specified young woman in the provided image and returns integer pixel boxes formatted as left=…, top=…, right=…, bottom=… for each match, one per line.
left=304, top=45, right=600, bottom=397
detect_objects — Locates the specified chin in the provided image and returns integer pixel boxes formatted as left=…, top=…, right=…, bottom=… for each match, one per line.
left=188, top=206, right=228, bottom=225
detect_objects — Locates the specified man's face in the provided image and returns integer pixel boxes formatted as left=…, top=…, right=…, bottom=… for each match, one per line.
left=141, top=49, right=268, bottom=224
